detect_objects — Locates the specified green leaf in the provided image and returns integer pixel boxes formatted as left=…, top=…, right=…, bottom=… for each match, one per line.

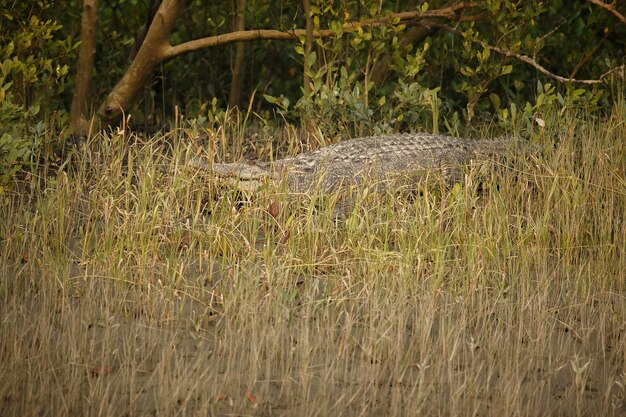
left=28, top=104, right=40, bottom=116
left=461, top=66, right=475, bottom=76
left=490, top=93, right=501, bottom=109
left=0, top=59, right=13, bottom=76
left=264, top=94, right=281, bottom=105
left=536, top=94, right=544, bottom=107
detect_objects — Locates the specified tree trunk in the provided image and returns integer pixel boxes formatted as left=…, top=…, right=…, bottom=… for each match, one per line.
left=97, top=1, right=480, bottom=121
left=70, top=0, right=98, bottom=136
left=129, top=0, right=163, bottom=61
left=228, top=0, right=247, bottom=110
left=99, top=0, right=182, bottom=120
left=302, top=0, right=317, bottom=135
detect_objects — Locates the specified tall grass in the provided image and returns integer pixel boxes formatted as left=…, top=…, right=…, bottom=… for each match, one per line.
left=0, top=103, right=624, bottom=416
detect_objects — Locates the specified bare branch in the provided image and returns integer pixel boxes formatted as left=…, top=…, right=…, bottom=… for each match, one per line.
left=359, top=1, right=480, bottom=25
left=432, top=22, right=624, bottom=85
left=167, top=29, right=332, bottom=58
left=490, top=45, right=624, bottom=84
left=96, top=1, right=495, bottom=120
left=585, top=0, right=626, bottom=24
left=167, top=2, right=479, bottom=58
left=570, top=27, right=612, bottom=78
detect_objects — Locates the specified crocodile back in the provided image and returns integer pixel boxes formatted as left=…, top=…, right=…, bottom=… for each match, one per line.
left=280, top=133, right=507, bottom=193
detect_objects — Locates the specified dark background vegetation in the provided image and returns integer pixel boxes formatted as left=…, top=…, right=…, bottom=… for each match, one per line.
left=0, top=0, right=624, bottom=185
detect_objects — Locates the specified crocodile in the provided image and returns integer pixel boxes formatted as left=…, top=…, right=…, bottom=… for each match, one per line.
left=190, top=133, right=514, bottom=213
left=191, top=133, right=513, bottom=190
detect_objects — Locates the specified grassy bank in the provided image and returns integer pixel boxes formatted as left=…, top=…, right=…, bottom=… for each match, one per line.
left=1, top=104, right=624, bottom=416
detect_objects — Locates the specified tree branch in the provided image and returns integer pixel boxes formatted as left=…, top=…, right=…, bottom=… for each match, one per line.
left=570, top=26, right=612, bottom=78
left=166, top=2, right=479, bottom=58
left=99, top=0, right=485, bottom=120
left=433, top=22, right=625, bottom=85
left=585, top=0, right=626, bottom=24
left=490, top=45, right=624, bottom=84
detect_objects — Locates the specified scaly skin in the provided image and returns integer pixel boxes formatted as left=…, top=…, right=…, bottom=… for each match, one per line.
left=190, top=133, right=513, bottom=195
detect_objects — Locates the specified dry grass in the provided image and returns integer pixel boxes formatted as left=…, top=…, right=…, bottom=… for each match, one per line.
left=1, top=103, right=625, bottom=417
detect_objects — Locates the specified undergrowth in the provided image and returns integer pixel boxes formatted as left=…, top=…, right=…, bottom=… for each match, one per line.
left=0, top=103, right=624, bottom=416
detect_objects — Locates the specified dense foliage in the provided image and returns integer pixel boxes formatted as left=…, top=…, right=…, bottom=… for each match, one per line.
left=0, top=0, right=624, bottom=187
left=0, top=1, right=76, bottom=186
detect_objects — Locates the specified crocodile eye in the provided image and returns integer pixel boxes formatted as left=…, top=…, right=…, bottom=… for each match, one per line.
left=293, top=159, right=317, bottom=172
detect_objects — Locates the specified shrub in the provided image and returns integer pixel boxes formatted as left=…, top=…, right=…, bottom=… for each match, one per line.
left=0, top=2, right=76, bottom=189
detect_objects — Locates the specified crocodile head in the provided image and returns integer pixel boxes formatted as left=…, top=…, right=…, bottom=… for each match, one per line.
left=189, top=158, right=277, bottom=192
